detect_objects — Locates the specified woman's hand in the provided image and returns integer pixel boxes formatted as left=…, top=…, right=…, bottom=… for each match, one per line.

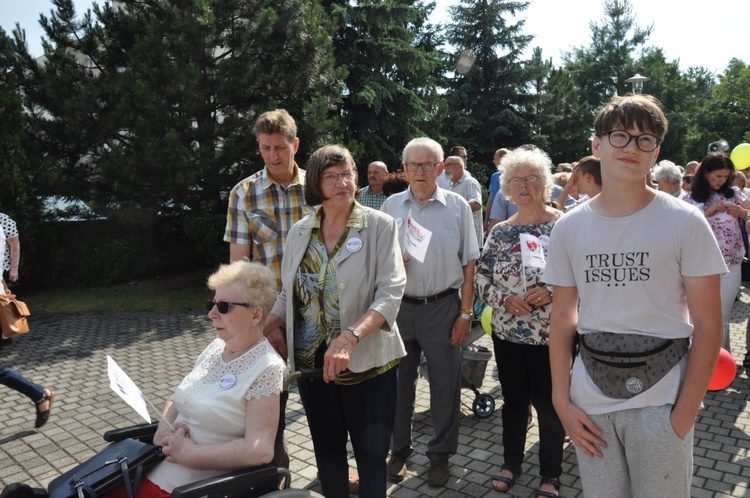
left=505, top=287, right=551, bottom=316
left=162, top=426, right=195, bottom=464
left=705, top=201, right=728, bottom=216
left=725, top=203, right=746, bottom=219
left=323, top=332, right=357, bottom=383
left=522, top=286, right=553, bottom=308
left=504, top=294, right=532, bottom=316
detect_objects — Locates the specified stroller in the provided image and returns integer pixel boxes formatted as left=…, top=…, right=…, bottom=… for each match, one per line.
left=419, top=323, right=496, bottom=419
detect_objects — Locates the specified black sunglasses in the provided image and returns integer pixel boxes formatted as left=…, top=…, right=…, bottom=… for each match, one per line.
left=206, top=300, right=251, bottom=314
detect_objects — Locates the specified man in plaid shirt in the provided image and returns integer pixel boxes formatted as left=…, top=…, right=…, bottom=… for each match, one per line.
left=358, top=161, right=389, bottom=209
left=224, top=109, right=312, bottom=290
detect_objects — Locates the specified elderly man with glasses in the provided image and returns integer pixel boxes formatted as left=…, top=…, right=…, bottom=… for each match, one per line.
left=381, top=138, right=479, bottom=488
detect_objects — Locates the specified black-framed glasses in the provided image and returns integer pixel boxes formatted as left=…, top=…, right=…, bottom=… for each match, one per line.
left=405, top=161, right=439, bottom=172
left=206, top=300, right=251, bottom=314
left=603, top=130, right=661, bottom=152
left=321, top=172, right=355, bottom=185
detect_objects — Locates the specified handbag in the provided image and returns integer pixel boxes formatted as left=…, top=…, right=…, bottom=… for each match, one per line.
left=47, top=439, right=164, bottom=498
left=0, top=279, right=30, bottom=337
left=578, top=331, right=689, bottom=399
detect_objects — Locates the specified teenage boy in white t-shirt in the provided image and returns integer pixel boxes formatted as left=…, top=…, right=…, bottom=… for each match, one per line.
left=543, top=94, right=727, bottom=497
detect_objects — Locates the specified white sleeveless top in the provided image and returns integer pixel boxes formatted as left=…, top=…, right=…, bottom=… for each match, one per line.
left=148, top=338, right=285, bottom=492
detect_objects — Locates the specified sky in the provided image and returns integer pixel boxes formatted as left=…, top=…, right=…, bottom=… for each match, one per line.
left=2, top=0, right=749, bottom=75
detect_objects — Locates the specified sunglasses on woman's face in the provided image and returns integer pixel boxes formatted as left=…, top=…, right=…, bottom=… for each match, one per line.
left=205, top=300, right=251, bottom=314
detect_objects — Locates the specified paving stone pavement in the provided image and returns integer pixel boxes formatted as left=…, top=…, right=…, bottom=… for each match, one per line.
left=0, top=291, right=749, bottom=497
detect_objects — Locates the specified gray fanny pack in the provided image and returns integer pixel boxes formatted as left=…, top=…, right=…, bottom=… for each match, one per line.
left=578, top=332, right=690, bottom=399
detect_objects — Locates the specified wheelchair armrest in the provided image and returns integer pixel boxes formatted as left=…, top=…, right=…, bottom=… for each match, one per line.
left=283, top=369, right=323, bottom=390
left=171, top=466, right=291, bottom=498
left=103, top=422, right=159, bottom=443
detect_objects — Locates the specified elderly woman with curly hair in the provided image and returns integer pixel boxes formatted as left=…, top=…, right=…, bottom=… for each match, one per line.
left=474, top=147, right=565, bottom=498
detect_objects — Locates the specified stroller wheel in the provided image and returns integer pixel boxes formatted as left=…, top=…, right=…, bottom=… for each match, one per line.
left=473, top=394, right=495, bottom=418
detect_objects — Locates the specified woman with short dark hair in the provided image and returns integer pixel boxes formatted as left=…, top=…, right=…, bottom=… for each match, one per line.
left=265, top=145, right=407, bottom=498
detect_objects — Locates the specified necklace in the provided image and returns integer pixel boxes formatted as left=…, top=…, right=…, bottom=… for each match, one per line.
left=224, top=337, right=263, bottom=361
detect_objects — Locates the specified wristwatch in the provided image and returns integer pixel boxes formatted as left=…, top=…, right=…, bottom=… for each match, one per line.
left=346, top=326, right=361, bottom=343
left=745, top=209, right=750, bottom=219
left=459, top=312, right=473, bottom=321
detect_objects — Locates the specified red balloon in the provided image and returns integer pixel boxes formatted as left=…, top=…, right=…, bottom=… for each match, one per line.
left=708, top=348, right=737, bottom=391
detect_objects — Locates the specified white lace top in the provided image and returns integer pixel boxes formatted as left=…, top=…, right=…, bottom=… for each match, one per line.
left=148, top=338, right=286, bottom=492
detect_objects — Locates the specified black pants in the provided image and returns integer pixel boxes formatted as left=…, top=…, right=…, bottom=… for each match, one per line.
left=298, top=361, right=398, bottom=498
left=492, top=336, right=564, bottom=478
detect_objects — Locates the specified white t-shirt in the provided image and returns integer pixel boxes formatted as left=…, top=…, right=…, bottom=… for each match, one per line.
left=148, top=338, right=286, bottom=492
left=543, top=192, right=727, bottom=414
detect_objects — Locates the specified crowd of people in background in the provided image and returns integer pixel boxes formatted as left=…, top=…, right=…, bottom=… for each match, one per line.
left=2, top=93, right=746, bottom=498
left=214, top=95, right=739, bottom=497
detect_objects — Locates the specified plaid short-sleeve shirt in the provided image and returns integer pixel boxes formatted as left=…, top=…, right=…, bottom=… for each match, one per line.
left=0, top=213, right=18, bottom=272
left=358, top=186, right=387, bottom=210
left=223, top=164, right=312, bottom=289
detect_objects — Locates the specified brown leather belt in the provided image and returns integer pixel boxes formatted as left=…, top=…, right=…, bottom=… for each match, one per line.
left=402, top=288, right=457, bottom=305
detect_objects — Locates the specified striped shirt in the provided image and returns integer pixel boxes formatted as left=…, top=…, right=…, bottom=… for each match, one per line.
left=223, top=165, right=313, bottom=289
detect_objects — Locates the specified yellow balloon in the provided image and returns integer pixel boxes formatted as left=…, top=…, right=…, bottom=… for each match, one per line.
left=481, top=306, right=492, bottom=335
left=730, top=143, right=750, bottom=171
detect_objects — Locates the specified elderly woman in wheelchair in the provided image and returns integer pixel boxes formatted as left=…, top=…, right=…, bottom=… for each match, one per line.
left=2, top=260, right=289, bottom=498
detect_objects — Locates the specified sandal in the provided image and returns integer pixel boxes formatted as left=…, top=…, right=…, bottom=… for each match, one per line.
left=534, top=476, right=561, bottom=498
left=490, top=464, right=522, bottom=493
left=348, top=471, right=359, bottom=494
left=743, top=352, right=750, bottom=369
left=34, top=390, right=55, bottom=429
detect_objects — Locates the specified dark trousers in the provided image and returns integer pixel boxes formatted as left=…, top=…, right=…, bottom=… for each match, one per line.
left=0, top=366, right=45, bottom=402
left=298, top=365, right=397, bottom=498
left=492, top=336, right=564, bottom=478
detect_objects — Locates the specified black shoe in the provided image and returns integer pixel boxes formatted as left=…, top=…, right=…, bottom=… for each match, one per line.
left=0, top=337, right=12, bottom=349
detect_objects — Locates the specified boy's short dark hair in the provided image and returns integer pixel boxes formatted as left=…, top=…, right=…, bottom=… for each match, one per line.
left=253, top=109, right=297, bottom=142
left=594, top=94, right=669, bottom=140
left=577, top=155, right=602, bottom=186
left=304, top=145, right=359, bottom=206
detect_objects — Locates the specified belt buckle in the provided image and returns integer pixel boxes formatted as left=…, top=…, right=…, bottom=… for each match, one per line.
left=418, top=296, right=430, bottom=305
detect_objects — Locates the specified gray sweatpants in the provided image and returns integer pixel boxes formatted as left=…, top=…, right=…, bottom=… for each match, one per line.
left=575, top=404, right=693, bottom=497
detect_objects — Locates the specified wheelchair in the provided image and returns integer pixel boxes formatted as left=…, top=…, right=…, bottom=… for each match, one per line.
left=1, top=371, right=324, bottom=498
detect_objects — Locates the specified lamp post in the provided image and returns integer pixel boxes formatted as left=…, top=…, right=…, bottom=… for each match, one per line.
left=625, top=74, right=650, bottom=94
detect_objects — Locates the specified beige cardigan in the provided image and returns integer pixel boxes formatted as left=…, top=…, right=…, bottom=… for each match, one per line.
left=270, top=204, right=407, bottom=372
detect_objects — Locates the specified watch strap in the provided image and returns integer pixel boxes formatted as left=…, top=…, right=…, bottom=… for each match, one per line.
left=346, top=326, right=361, bottom=342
